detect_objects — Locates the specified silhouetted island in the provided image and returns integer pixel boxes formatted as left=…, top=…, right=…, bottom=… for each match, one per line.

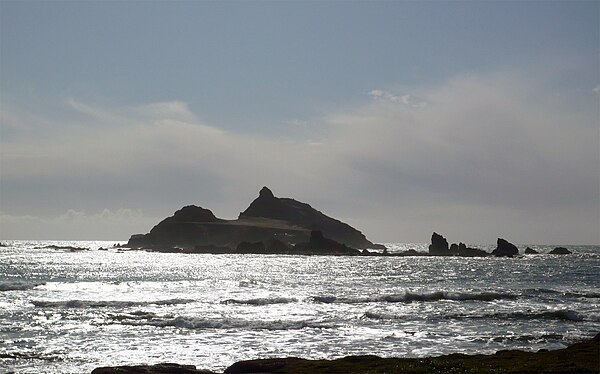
left=123, top=188, right=573, bottom=257
left=126, top=187, right=384, bottom=253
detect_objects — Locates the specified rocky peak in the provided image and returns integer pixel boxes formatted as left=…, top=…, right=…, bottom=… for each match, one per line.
left=259, top=186, right=275, bottom=199
left=429, top=232, right=451, bottom=255
left=170, top=205, right=220, bottom=223
left=491, top=238, right=519, bottom=257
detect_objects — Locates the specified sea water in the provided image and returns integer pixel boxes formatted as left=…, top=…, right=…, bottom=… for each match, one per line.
left=1, top=240, right=599, bottom=373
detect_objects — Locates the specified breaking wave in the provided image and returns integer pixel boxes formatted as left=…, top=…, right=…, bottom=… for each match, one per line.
left=31, top=298, right=194, bottom=308
left=362, top=311, right=403, bottom=320
left=221, top=297, right=297, bottom=305
left=116, top=314, right=332, bottom=331
left=526, top=288, right=600, bottom=299
left=312, top=290, right=516, bottom=304
left=451, top=309, right=599, bottom=322
left=0, top=281, right=45, bottom=291
left=364, top=309, right=598, bottom=322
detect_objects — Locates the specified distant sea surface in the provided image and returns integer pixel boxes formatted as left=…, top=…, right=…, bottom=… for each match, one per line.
left=1, top=241, right=599, bottom=373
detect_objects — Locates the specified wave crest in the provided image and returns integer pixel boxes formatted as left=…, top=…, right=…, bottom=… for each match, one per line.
left=31, top=298, right=194, bottom=308
left=116, top=314, right=331, bottom=331
left=221, top=297, right=297, bottom=305
left=0, top=281, right=45, bottom=292
left=453, top=309, right=597, bottom=322
left=312, top=290, right=516, bottom=304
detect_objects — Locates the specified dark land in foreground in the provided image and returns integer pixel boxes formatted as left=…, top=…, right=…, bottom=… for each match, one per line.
left=92, top=333, right=599, bottom=373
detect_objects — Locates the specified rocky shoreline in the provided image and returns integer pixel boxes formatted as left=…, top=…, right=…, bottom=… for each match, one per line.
left=92, top=333, right=599, bottom=373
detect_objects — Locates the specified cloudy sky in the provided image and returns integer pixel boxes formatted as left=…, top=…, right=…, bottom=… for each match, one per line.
left=1, top=1, right=598, bottom=244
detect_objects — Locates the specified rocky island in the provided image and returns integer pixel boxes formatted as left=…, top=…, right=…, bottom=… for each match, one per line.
left=126, top=187, right=384, bottom=254
left=123, top=187, right=574, bottom=257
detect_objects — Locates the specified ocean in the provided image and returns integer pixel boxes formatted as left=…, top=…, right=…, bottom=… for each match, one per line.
left=1, top=240, right=599, bottom=373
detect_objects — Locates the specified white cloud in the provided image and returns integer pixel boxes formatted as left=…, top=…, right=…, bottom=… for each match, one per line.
left=368, top=89, right=426, bottom=107
left=1, top=71, right=598, bottom=244
left=0, top=209, right=157, bottom=240
left=134, top=101, right=196, bottom=122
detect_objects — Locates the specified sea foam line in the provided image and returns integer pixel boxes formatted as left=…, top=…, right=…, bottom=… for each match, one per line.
left=364, top=309, right=599, bottom=322
left=31, top=298, right=195, bottom=308
left=0, top=281, right=45, bottom=292
left=312, top=290, right=517, bottom=304
left=221, top=297, right=298, bottom=305
left=116, top=314, right=332, bottom=331
left=451, top=309, right=599, bottom=322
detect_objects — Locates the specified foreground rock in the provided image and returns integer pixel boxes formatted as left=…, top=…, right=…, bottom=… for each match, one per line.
left=92, top=363, right=214, bottom=373
left=127, top=187, right=381, bottom=250
left=93, top=333, right=599, bottom=374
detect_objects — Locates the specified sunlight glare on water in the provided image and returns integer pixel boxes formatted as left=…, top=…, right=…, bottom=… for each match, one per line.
left=0, top=241, right=599, bottom=373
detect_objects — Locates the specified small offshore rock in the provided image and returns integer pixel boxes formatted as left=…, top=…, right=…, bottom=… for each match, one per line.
left=455, top=242, right=489, bottom=257
left=524, top=247, right=539, bottom=254
left=491, top=238, right=519, bottom=257
left=428, top=232, right=451, bottom=256
left=549, top=247, right=572, bottom=255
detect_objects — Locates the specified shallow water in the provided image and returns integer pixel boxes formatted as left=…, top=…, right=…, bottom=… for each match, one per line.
left=1, top=240, right=599, bottom=373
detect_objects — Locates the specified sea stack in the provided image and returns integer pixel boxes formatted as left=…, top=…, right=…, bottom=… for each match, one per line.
left=491, top=238, right=519, bottom=257
left=549, top=247, right=572, bottom=255
left=524, top=247, right=539, bottom=254
left=428, top=232, right=452, bottom=256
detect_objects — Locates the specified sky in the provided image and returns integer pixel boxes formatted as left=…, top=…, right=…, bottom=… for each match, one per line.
left=1, top=1, right=598, bottom=245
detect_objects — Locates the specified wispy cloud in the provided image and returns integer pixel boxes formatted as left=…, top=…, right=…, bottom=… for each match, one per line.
left=368, top=89, right=427, bottom=108
left=0, top=209, right=157, bottom=240
left=134, top=101, right=196, bottom=122
left=1, top=70, right=598, bottom=243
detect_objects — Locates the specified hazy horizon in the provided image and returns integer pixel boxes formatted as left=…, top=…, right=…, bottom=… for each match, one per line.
left=1, top=1, right=599, bottom=245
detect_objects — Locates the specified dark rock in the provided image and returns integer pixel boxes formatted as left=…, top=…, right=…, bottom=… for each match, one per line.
left=239, top=187, right=376, bottom=248
left=143, top=247, right=184, bottom=253
left=549, top=247, right=572, bottom=255
left=491, top=238, right=519, bottom=257
left=126, top=187, right=378, bottom=250
left=294, top=231, right=361, bottom=255
left=168, top=205, right=221, bottom=223
left=428, top=232, right=451, bottom=256
left=450, top=243, right=459, bottom=253
left=454, top=242, right=489, bottom=257
left=236, top=241, right=266, bottom=254
left=403, top=249, right=421, bottom=256
left=224, top=358, right=305, bottom=374
left=189, top=245, right=232, bottom=254
left=91, top=363, right=214, bottom=374
left=524, top=247, right=539, bottom=255
left=35, top=245, right=88, bottom=252
left=265, top=238, right=292, bottom=253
